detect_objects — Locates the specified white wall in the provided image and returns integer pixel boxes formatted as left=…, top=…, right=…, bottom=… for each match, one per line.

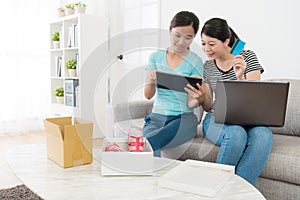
left=160, top=0, right=300, bottom=79
left=59, top=0, right=300, bottom=80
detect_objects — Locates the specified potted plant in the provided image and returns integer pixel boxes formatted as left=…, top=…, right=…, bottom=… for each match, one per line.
left=57, top=7, right=65, bottom=17
left=75, top=2, right=87, bottom=14
left=66, top=58, right=77, bottom=77
left=65, top=3, right=75, bottom=15
left=54, top=87, right=64, bottom=104
left=52, top=32, right=60, bottom=49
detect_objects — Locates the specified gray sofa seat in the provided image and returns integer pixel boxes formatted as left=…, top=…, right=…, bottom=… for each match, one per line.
left=164, top=130, right=300, bottom=184
left=163, top=127, right=300, bottom=182
left=261, top=134, right=300, bottom=185
left=110, top=78, right=300, bottom=200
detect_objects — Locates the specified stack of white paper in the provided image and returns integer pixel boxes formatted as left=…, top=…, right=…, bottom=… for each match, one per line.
left=157, top=159, right=235, bottom=197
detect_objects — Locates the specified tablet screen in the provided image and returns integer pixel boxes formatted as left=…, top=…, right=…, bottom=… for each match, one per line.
left=156, top=71, right=202, bottom=92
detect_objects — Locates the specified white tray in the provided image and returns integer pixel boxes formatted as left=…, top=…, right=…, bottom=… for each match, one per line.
left=157, top=159, right=235, bottom=197
left=100, top=137, right=153, bottom=176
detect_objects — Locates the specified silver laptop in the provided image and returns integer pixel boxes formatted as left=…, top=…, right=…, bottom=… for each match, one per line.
left=214, top=80, right=289, bottom=127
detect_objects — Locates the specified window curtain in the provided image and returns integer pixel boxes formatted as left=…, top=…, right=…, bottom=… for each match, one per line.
left=0, top=1, right=57, bottom=135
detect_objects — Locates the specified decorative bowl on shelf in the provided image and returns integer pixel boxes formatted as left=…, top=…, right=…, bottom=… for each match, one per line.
left=53, top=41, right=60, bottom=49
left=65, top=3, right=75, bottom=15
left=56, top=96, right=64, bottom=104
left=57, top=7, right=65, bottom=18
left=75, top=2, right=87, bottom=14
left=76, top=6, right=86, bottom=14
left=66, top=8, right=75, bottom=15
left=68, top=69, right=77, bottom=77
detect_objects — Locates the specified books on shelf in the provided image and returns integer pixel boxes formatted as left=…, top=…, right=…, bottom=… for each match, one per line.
left=55, top=56, right=62, bottom=77
left=76, top=53, right=79, bottom=75
left=74, top=24, right=78, bottom=47
left=59, top=30, right=63, bottom=49
left=64, top=79, right=79, bottom=107
left=68, top=26, right=72, bottom=47
left=68, top=24, right=78, bottom=48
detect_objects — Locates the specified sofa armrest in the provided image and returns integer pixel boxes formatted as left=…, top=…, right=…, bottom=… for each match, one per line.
left=112, top=100, right=154, bottom=122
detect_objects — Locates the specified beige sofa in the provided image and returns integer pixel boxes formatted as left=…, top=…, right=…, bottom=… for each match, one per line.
left=111, top=79, right=300, bottom=200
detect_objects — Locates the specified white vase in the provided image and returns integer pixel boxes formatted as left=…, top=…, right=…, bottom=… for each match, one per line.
left=76, top=7, right=86, bottom=14
left=68, top=69, right=77, bottom=77
left=53, top=41, right=60, bottom=49
left=58, top=11, right=65, bottom=18
left=66, top=8, right=75, bottom=16
left=56, top=96, right=64, bottom=104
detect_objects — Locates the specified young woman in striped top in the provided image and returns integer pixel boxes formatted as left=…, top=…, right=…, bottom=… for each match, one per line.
left=191, top=18, right=273, bottom=184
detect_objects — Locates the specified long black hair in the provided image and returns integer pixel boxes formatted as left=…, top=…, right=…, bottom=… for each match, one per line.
left=201, top=18, right=239, bottom=47
left=169, top=11, right=200, bottom=35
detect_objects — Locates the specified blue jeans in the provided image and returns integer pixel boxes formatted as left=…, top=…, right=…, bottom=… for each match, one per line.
left=202, top=113, right=273, bottom=184
left=143, top=112, right=198, bottom=157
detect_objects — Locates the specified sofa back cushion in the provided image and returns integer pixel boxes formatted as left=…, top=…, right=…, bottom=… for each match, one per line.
left=266, top=79, right=300, bottom=136
left=112, top=100, right=154, bottom=122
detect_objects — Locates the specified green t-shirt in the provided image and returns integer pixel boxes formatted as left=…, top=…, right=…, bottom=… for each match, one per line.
left=148, top=49, right=203, bottom=116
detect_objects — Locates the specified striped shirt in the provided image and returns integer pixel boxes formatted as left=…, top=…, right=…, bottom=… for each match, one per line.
left=203, top=49, right=264, bottom=111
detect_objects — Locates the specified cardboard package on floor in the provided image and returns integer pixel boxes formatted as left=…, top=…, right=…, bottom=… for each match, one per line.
left=44, top=117, right=93, bottom=168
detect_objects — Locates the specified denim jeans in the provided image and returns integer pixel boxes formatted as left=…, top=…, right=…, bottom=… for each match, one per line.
left=143, top=112, right=198, bottom=157
left=202, top=113, right=273, bottom=184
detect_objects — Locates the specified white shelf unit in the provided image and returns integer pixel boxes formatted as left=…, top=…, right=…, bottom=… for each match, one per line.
left=49, top=14, right=105, bottom=138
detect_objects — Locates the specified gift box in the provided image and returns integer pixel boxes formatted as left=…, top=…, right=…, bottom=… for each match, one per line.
left=44, top=116, right=93, bottom=168
left=101, top=137, right=153, bottom=176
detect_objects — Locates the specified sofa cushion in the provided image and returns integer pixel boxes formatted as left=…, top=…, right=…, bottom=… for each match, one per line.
left=112, top=100, right=153, bottom=123
left=162, top=134, right=219, bottom=162
left=266, top=79, right=300, bottom=136
left=260, top=134, right=300, bottom=185
left=255, top=177, right=300, bottom=200
left=162, top=125, right=219, bottom=162
left=164, top=131, right=300, bottom=186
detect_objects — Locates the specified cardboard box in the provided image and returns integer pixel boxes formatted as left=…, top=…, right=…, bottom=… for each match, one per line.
left=101, top=137, right=153, bottom=176
left=44, top=117, right=93, bottom=168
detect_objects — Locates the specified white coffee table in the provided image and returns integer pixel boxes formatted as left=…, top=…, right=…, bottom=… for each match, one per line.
left=5, top=144, right=265, bottom=200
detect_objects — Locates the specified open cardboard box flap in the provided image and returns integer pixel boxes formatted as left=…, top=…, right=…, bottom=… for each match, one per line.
left=44, top=116, right=93, bottom=168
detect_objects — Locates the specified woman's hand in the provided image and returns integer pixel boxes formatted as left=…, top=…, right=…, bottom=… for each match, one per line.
left=184, top=75, right=205, bottom=99
left=185, top=82, right=203, bottom=109
left=147, top=70, right=157, bottom=83
left=184, top=75, right=206, bottom=108
left=184, top=77, right=212, bottom=111
left=233, top=55, right=247, bottom=80
left=184, top=82, right=204, bottom=99
left=144, top=70, right=157, bottom=99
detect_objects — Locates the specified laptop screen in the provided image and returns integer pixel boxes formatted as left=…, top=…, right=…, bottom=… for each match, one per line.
left=214, top=80, right=289, bottom=127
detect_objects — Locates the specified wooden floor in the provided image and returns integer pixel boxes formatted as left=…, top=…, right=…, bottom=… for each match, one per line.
left=0, top=130, right=103, bottom=189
